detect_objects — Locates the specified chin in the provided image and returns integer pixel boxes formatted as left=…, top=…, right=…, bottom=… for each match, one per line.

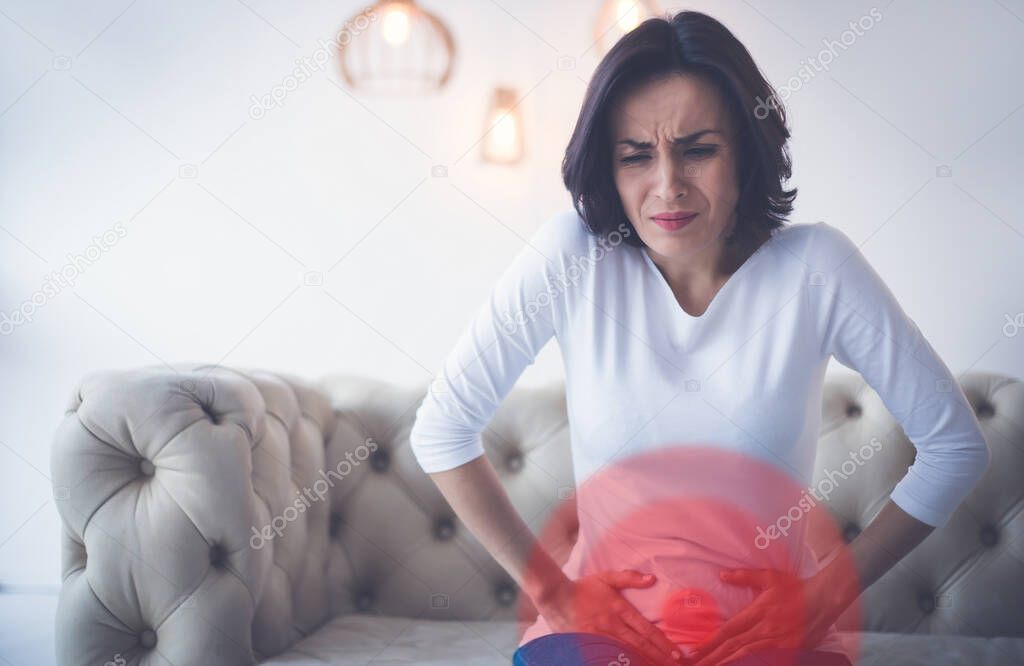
left=642, top=230, right=709, bottom=258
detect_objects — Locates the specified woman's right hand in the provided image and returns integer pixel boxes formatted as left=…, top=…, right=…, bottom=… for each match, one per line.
left=535, top=570, right=687, bottom=665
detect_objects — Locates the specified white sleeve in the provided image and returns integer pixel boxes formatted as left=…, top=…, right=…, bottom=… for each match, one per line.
left=408, top=211, right=582, bottom=473
left=809, top=222, right=990, bottom=527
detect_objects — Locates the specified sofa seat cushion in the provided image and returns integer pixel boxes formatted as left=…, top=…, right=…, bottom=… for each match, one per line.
left=260, top=615, right=520, bottom=665
left=261, top=614, right=1024, bottom=665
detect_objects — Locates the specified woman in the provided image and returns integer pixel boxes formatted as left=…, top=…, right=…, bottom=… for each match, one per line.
left=409, top=10, right=989, bottom=666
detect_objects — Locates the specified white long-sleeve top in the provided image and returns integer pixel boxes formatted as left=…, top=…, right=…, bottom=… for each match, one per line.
left=408, top=208, right=990, bottom=652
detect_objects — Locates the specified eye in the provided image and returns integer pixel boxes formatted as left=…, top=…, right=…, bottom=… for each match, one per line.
left=685, top=146, right=717, bottom=157
left=620, top=154, right=649, bottom=164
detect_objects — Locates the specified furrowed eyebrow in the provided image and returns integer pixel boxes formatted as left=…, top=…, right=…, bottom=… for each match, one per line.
left=616, top=129, right=722, bottom=150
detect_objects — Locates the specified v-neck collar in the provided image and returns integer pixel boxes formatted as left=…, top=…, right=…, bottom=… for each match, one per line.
left=640, top=231, right=780, bottom=323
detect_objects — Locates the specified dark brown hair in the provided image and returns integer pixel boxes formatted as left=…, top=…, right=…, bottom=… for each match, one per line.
left=562, top=10, right=796, bottom=249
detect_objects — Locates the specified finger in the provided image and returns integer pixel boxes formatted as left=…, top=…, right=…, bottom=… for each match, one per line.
left=610, top=621, right=679, bottom=666
left=616, top=603, right=684, bottom=662
left=691, top=610, right=761, bottom=659
left=711, top=638, right=778, bottom=665
left=694, top=632, right=772, bottom=666
left=603, top=569, right=658, bottom=589
left=696, top=631, right=770, bottom=663
left=719, top=567, right=774, bottom=589
left=607, top=611, right=674, bottom=663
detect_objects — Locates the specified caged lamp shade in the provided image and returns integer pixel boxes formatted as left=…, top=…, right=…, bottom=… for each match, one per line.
left=338, top=0, right=456, bottom=95
left=481, top=87, right=525, bottom=164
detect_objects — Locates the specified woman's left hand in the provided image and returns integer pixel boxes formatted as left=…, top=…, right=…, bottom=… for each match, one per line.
left=688, top=567, right=845, bottom=665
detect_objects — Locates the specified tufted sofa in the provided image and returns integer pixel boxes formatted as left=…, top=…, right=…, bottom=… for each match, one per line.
left=50, top=364, right=1024, bottom=665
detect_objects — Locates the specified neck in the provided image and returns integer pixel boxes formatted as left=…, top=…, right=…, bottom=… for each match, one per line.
left=644, top=225, right=771, bottom=295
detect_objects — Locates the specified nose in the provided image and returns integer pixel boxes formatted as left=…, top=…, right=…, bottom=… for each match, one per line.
left=653, top=151, right=688, bottom=201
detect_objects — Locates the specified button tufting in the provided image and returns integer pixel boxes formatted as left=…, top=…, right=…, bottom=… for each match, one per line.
left=918, top=594, right=936, bottom=614
left=495, top=583, right=516, bottom=606
left=843, top=523, right=861, bottom=543
left=433, top=518, right=456, bottom=541
left=979, top=525, right=999, bottom=547
left=370, top=450, right=390, bottom=472
left=845, top=403, right=862, bottom=419
left=329, top=512, right=344, bottom=539
left=138, top=459, right=155, bottom=477
left=354, top=589, right=374, bottom=611
left=976, top=402, right=995, bottom=419
left=199, top=403, right=220, bottom=424
left=505, top=452, right=524, bottom=472
left=209, top=544, right=226, bottom=568
left=139, top=628, right=157, bottom=649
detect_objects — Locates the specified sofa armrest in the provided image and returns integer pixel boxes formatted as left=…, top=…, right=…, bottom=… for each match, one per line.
left=50, top=364, right=336, bottom=665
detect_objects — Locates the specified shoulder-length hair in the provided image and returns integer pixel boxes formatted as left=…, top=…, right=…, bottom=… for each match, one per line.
left=562, top=10, right=796, bottom=248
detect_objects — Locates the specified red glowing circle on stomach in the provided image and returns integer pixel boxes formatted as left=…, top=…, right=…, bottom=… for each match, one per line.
left=517, top=444, right=863, bottom=664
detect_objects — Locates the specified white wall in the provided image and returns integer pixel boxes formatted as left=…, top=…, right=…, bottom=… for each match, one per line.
left=1, top=0, right=1021, bottom=588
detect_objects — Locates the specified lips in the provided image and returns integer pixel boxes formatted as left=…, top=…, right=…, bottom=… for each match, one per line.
left=651, top=212, right=698, bottom=231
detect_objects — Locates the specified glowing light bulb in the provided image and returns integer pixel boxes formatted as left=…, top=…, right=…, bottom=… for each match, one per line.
left=490, top=110, right=519, bottom=157
left=482, top=88, right=524, bottom=164
left=381, top=4, right=411, bottom=46
left=615, top=0, right=641, bottom=32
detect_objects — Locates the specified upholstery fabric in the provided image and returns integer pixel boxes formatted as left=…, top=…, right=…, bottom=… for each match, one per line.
left=260, top=616, right=1024, bottom=665
left=49, top=366, right=1023, bottom=664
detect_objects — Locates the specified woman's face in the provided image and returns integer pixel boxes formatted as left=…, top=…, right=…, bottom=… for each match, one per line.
left=609, top=72, right=741, bottom=264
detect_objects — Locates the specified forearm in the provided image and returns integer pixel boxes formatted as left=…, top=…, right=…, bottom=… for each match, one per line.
left=427, top=454, right=569, bottom=604
left=813, top=499, right=934, bottom=613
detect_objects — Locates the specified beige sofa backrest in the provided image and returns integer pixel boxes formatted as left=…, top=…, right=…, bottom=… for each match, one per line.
left=50, top=366, right=1022, bottom=665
